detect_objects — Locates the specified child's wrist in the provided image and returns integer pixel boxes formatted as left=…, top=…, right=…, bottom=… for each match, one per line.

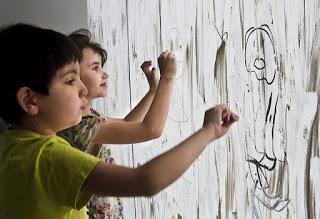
left=160, top=75, right=175, bottom=81
left=201, top=126, right=217, bottom=142
left=148, top=87, right=157, bottom=94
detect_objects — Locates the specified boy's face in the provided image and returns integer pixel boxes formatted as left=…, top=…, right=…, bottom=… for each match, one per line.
left=79, top=48, right=108, bottom=100
left=36, top=61, right=88, bottom=132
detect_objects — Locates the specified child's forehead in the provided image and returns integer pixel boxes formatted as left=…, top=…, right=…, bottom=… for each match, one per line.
left=83, top=48, right=102, bottom=59
left=81, top=48, right=102, bottom=65
left=56, top=61, right=80, bottom=77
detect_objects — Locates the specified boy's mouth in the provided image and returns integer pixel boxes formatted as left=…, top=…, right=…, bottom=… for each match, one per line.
left=81, top=100, right=89, bottom=109
left=80, top=103, right=90, bottom=113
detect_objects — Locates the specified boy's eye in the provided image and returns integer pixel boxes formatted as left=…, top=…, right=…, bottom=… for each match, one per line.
left=93, top=66, right=99, bottom=71
left=65, top=79, right=75, bottom=85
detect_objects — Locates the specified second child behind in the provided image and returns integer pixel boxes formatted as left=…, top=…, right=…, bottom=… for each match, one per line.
left=58, top=29, right=176, bottom=218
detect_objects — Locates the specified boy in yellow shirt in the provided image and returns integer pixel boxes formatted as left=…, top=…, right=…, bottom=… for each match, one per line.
left=0, top=23, right=238, bottom=218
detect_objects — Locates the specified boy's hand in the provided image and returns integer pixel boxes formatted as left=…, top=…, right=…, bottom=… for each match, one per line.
left=157, top=51, right=177, bottom=79
left=141, top=60, right=159, bottom=92
left=202, top=104, right=239, bottom=141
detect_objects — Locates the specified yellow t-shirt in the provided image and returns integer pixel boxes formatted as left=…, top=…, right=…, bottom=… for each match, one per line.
left=0, top=130, right=101, bottom=219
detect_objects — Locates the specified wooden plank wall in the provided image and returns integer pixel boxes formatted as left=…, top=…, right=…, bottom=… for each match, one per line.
left=88, top=0, right=320, bottom=218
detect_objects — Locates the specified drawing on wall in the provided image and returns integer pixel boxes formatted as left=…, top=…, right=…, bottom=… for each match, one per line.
left=88, top=1, right=320, bottom=217
left=166, top=28, right=188, bottom=123
left=244, top=24, right=290, bottom=217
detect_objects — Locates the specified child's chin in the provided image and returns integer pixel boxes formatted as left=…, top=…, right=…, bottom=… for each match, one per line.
left=74, top=117, right=82, bottom=125
left=67, top=118, right=82, bottom=128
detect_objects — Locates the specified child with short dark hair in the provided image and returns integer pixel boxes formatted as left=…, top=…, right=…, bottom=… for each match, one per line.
left=0, top=23, right=239, bottom=219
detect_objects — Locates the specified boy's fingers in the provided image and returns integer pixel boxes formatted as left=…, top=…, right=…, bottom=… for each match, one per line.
left=223, top=113, right=239, bottom=127
left=231, top=112, right=239, bottom=121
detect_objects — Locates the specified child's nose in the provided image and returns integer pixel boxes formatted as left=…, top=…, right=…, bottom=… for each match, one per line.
left=102, top=71, right=108, bottom=79
left=79, top=80, right=88, bottom=97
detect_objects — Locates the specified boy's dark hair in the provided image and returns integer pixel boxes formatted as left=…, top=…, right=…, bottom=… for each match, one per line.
left=68, top=29, right=107, bottom=67
left=0, top=23, right=81, bottom=125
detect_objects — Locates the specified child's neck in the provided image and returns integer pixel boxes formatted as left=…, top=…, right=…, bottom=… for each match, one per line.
left=14, top=117, right=56, bottom=136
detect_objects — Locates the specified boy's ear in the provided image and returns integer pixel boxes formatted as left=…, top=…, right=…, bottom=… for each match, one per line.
left=16, top=87, right=39, bottom=115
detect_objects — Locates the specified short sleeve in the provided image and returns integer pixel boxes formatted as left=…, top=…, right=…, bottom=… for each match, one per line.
left=57, top=110, right=105, bottom=151
left=37, top=136, right=101, bottom=209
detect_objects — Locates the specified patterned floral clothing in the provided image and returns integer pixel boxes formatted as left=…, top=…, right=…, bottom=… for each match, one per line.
left=58, top=109, right=124, bottom=219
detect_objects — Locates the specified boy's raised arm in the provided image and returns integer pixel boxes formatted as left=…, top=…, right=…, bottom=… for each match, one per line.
left=82, top=105, right=239, bottom=197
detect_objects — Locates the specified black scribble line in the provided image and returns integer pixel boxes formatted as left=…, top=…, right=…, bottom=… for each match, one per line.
left=271, top=94, right=279, bottom=140
left=212, top=24, right=228, bottom=41
left=265, top=92, right=273, bottom=123
left=248, top=154, right=277, bottom=172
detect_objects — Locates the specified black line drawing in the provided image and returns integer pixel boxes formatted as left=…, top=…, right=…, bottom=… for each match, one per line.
left=245, top=24, right=277, bottom=85
left=244, top=24, right=289, bottom=218
left=212, top=24, right=228, bottom=42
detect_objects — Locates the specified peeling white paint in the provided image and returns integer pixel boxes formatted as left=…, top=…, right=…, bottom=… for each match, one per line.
left=88, top=0, right=320, bottom=218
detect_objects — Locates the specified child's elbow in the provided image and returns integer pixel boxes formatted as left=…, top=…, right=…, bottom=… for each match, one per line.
left=138, top=169, right=163, bottom=196
left=141, top=178, right=162, bottom=196
left=148, top=127, right=163, bottom=139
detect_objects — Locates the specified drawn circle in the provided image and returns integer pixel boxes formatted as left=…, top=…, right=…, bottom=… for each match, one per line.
left=254, top=58, right=265, bottom=70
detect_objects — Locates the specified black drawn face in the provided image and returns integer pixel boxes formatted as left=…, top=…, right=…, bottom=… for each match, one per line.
left=245, top=25, right=276, bottom=85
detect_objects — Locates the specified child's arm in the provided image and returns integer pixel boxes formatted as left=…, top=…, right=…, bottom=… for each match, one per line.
left=82, top=105, right=239, bottom=197
left=107, top=60, right=158, bottom=122
left=92, top=51, right=176, bottom=144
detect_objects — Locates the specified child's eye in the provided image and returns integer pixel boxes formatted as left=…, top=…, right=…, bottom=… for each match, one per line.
left=93, top=66, right=99, bottom=71
left=65, top=79, right=75, bottom=85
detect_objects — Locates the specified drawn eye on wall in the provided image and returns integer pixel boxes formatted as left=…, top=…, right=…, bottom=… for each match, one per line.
left=166, top=28, right=185, bottom=79
left=245, top=24, right=276, bottom=85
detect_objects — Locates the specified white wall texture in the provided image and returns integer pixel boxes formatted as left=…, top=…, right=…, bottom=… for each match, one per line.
left=88, top=0, right=320, bottom=218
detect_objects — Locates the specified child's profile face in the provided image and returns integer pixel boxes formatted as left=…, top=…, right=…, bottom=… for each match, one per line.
left=36, top=61, right=88, bottom=132
left=79, top=48, right=108, bottom=100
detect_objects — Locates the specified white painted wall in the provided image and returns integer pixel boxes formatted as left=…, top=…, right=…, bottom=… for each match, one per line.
left=88, top=0, right=320, bottom=218
left=0, top=0, right=87, bottom=34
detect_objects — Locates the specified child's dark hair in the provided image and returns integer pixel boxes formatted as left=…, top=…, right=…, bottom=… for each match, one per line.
left=0, top=23, right=81, bottom=125
left=68, top=29, right=107, bottom=67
